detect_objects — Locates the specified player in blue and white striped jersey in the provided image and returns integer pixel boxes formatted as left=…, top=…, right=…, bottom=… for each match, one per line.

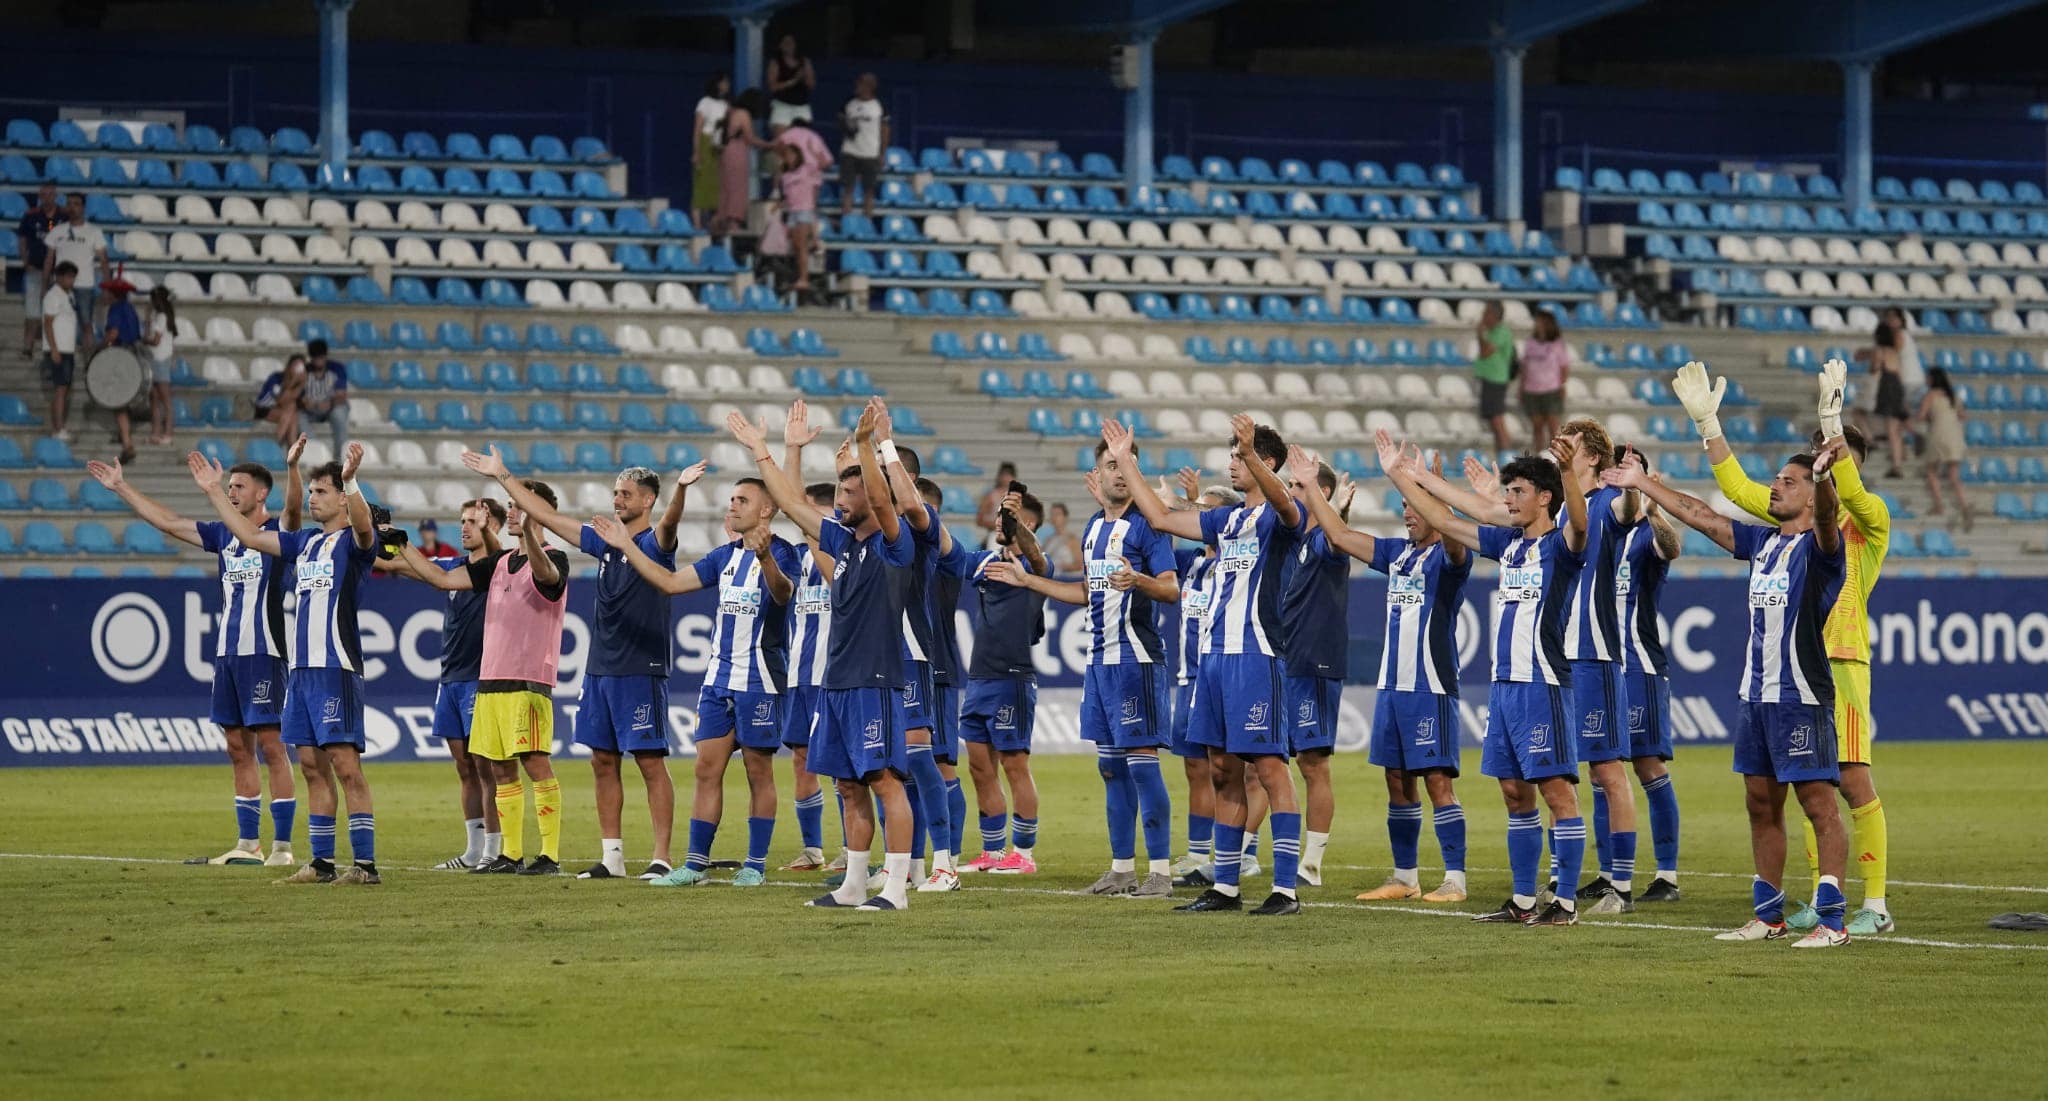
left=1162, top=474, right=1240, bottom=884
left=1606, top=445, right=1853, bottom=947
left=89, top=449, right=302, bottom=868
left=1112, top=414, right=1307, bottom=917
left=1302, top=440, right=1474, bottom=905
left=190, top=443, right=382, bottom=886
left=1388, top=431, right=1591, bottom=926
left=777, top=479, right=840, bottom=870
left=993, top=439, right=1181, bottom=899
left=1609, top=451, right=1686, bottom=903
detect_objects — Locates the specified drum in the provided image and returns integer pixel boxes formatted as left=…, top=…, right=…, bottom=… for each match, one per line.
left=85, top=345, right=146, bottom=410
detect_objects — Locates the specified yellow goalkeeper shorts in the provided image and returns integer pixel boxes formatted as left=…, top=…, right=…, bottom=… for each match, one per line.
left=470, top=689, right=554, bottom=761
left=1830, top=659, right=1873, bottom=766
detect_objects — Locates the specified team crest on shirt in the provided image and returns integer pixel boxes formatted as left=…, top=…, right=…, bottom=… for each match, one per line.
left=251, top=679, right=273, bottom=704
left=863, top=718, right=883, bottom=750
left=1120, top=696, right=1138, bottom=722
left=1789, top=724, right=1813, bottom=754
left=1528, top=723, right=1552, bottom=751
left=1415, top=718, right=1436, bottom=747
left=321, top=696, right=341, bottom=722
left=1246, top=701, right=1269, bottom=731
left=995, top=705, right=1015, bottom=728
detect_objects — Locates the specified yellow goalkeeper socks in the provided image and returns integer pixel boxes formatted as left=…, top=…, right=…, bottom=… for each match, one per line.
left=532, top=778, right=563, bottom=862
left=495, top=780, right=526, bottom=861
left=1852, top=798, right=1888, bottom=912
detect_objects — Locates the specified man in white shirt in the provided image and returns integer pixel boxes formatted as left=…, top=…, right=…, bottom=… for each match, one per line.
left=839, top=73, right=889, bottom=218
left=41, top=261, right=79, bottom=440
left=44, top=193, right=108, bottom=360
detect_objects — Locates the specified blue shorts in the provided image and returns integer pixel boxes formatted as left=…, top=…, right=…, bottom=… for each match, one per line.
left=1480, top=680, right=1578, bottom=782
left=1368, top=689, right=1461, bottom=775
left=1284, top=674, right=1342, bottom=755
left=1188, top=652, right=1288, bottom=758
left=433, top=680, right=479, bottom=742
left=696, top=683, right=783, bottom=752
left=1572, top=660, right=1629, bottom=764
left=574, top=674, right=671, bottom=756
left=959, top=676, right=1035, bottom=754
left=808, top=686, right=910, bottom=781
left=1169, top=680, right=1203, bottom=759
left=900, top=661, right=936, bottom=732
left=280, top=667, right=366, bottom=750
left=1733, top=700, right=1839, bottom=784
left=1624, top=671, right=1673, bottom=761
left=210, top=653, right=286, bottom=729
left=1079, top=661, right=1169, bottom=750
left=781, top=683, right=822, bottom=749
left=931, top=682, right=961, bottom=763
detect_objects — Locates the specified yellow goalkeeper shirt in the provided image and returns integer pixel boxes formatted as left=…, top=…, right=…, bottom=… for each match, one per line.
left=1711, top=451, right=1889, bottom=663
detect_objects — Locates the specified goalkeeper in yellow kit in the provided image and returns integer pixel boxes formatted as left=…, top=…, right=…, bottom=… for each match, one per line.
left=1677, top=359, right=1894, bottom=937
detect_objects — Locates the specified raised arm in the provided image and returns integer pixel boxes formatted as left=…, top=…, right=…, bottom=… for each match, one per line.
left=1403, top=451, right=1508, bottom=525
left=999, top=492, right=1051, bottom=577
left=1233, top=414, right=1299, bottom=529
left=463, top=445, right=584, bottom=546
left=1549, top=435, right=1589, bottom=554
left=1605, top=460, right=1733, bottom=553
left=522, top=515, right=561, bottom=588
left=748, top=527, right=794, bottom=604
left=854, top=400, right=899, bottom=543
left=1811, top=442, right=1844, bottom=557
left=391, top=542, right=474, bottom=591
left=872, top=401, right=929, bottom=531
left=186, top=452, right=283, bottom=556
left=338, top=443, right=374, bottom=551
left=1381, top=434, right=1482, bottom=553
left=282, top=434, right=305, bottom=532
left=982, top=557, right=1087, bottom=605
left=732, top=403, right=827, bottom=540
left=784, top=397, right=823, bottom=488
left=590, top=514, right=703, bottom=595
left=87, top=459, right=206, bottom=549
left=1286, top=445, right=1376, bottom=564
left=1103, top=419, right=1202, bottom=541
left=654, top=460, right=709, bottom=555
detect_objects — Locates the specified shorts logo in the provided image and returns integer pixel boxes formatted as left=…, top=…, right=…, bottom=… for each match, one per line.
left=1581, top=711, right=1605, bottom=736
left=995, top=705, right=1015, bottom=729
left=1120, top=696, right=1139, bottom=723
left=1528, top=723, right=1552, bottom=752
left=862, top=718, right=883, bottom=750
left=632, top=703, right=653, bottom=731
left=1789, top=723, right=1813, bottom=754
left=754, top=699, right=773, bottom=721
left=321, top=696, right=341, bottom=723
left=902, top=683, right=916, bottom=705
left=1415, top=718, right=1436, bottom=747
left=251, top=679, right=274, bottom=705
left=1628, top=705, right=1646, bottom=733
left=1297, top=696, right=1315, bottom=726
left=1246, top=701, right=1269, bottom=732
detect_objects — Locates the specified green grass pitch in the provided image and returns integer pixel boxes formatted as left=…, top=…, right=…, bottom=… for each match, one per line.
left=4, top=742, right=2044, bottom=1098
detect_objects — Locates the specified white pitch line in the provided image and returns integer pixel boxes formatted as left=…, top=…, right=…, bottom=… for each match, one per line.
left=1321, top=863, right=2048, bottom=895
left=7, top=851, right=2046, bottom=952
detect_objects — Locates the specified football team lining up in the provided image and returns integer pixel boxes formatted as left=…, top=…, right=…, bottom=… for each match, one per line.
left=84, top=357, right=1895, bottom=942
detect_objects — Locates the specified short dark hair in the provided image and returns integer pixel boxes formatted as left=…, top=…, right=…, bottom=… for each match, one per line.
left=805, top=481, right=836, bottom=507
left=1243, top=424, right=1286, bottom=471
left=1787, top=453, right=1817, bottom=474
left=735, top=476, right=768, bottom=493
left=915, top=476, right=942, bottom=508
left=306, top=338, right=329, bottom=357
left=308, top=460, right=345, bottom=491
left=53, top=260, right=77, bottom=277
left=463, top=497, right=508, bottom=526
left=704, top=71, right=729, bottom=98
left=997, top=462, right=1017, bottom=478
left=838, top=465, right=863, bottom=482
left=1499, top=455, right=1564, bottom=511
left=895, top=446, right=922, bottom=476
left=226, top=462, right=273, bottom=491
left=1015, top=491, right=1044, bottom=528
left=1812, top=423, right=1870, bottom=463
left=1093, top=438, right=1141, bottom=466
left=1310, top=460, right=1336, bottom=497
left=618, top=467, right=660, bottom=494
left=521, top=478, right=558, bottom=509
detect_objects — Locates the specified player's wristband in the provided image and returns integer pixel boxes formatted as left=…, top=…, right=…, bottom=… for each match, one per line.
left=752, top=451, right=771, bottom=464
left=1691, top=415, right=1722, bottom=447
left=1819, top=413, right=1843, bottom=441
left=343, top=478, right=360, bottom=496
left=1813, top=467, right=1833, bottom=484
left=878, top=440, right=901, bottom=466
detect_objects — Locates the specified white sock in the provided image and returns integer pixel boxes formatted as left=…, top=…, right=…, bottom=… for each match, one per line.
left=1513, top=893, right=1537, bottom=910
left=235, top=838, right=261, bottom=852
left=1304, top=830, right=1330, bottom=868
left=833, top=852, right=870, bottom=904
left=1016, top=846, right=1034, bottom=860
left=1655, top=869, right=1678, bottom=885
left=1393, top=867, right=1420, bottom=887
left=881, top=851, right=912, bottom=906
left=1613, top=875, right=1634, bottom=893
left=1865, top=895, right=1888, bottom=916
left=933, top=850, right=953, bottom=874
left=912, top=857, right=927, bottom=883
left=1214, top=881, right=1240, bottom=898
left=462, top=818, right=487, bottom=863
left=1111, top=857, right=1135, bottom=874
left=1274, top=885, right=1296, bottom=899
left=483, top=832, right=503, bottom=861
left=1444, top=870, right=1467, bottom=891
left=271, top=838, right=290, bottom=853
left=600, top=837, right=625, bottom=874
left=1147, top=858, right=1169, bottom=875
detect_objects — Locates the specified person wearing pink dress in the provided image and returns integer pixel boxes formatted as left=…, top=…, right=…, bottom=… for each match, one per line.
left=716, top=89, right=772, bottom=236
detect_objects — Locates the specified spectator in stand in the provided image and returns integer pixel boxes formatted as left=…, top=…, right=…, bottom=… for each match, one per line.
left=416, top=518, right=457, bottom=558
left=298, top=340, right=349, bottom=456
left=41, top=260, right=79, bottom=441
left=1042, top=502, right=1083, bottom=574
left=692, top=72, right=730, bottom=230
left=44, top=193, right=108, bottom=360
left=975, top=462, right=1018, bottom=535
left=1885, top=306, right=1926, bottom=399
left=1518, top=308, right=1569, bottom=454
left=1916, top=367, right=1971, bottom=531
left=16, top=183, right=61, bottom=358
left=1865, top=320, right=1909, bottom=477
left=254, top=354, right=306, bottom=445
left=142, top=286, right=177, bottom=446
left=1471, top=301, right=1514, bottom=454
left=715, top=89, right=773, bottom=237
left=765, top=33, right=816, bottom=137
left=99, top=275, right=142, bottom=464
left=777, top=120, right=832, bottom=296
left=839, top=73, right=890, bottom=218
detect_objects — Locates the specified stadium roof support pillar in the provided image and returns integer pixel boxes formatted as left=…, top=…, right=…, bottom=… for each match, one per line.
left=1123, top=32, right=1157, bottom=196
left=1842, top=58, right=1876, bottom=215
left=315, top=0, right=354, bottom=188
left=1493, top=43, right=1526, bottom=225
left=733, top=14, right=766, bottom=100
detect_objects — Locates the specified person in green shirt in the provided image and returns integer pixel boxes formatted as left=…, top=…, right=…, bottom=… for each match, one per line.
left=1472, top=302, right=1514, bottom=453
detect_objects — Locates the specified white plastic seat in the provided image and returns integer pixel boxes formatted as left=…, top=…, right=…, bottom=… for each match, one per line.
left=481, top=239, right=526, bottom=268
left=1990, top=307, right=2023, bottom=335
left=612, top=282, right=653, bottom=310
left=1196, top=410, right=1234, bottom=437
left=747, top=365, right=791, bottom=394
left=2014, top=275, right=2048, bottom=302
left=252, top=233, right=299, bottom=265
left=700, top=326, right=742, bottom=356
left=1291, top=258, right=1329, bottom=285
left=1798, top=270, right=1836, bottom=297
left=1210, top=257, right=1254, bottom=286
left=1835, top=271, right=1873, bottom=298
left=1088, top=253, right=1133, bottom=283
left=1905, top=272, right=1944, bottom=300
left=212, top=195, right=257, bottom=226
left=1006, top=252, right=1049, bottom=281
left=393, top=236, right=439, bottom=267
left=209, top=272, right=253, bottom=302
left=963, top=216, right=1003, bottom=245
left=1045, top=218, right=1086, bottom=246
left=1153, top=408, right=1194, bottom=437
left=396, top=200, right=440, bottom=231
left=1230, top=373, right=1270, bottom=400
left=203, top=317, right=250, bottom=347
left=703, top=363, right=745, bottom=392
left=1940, top=272, right=1979, bottom=300
left=1565, top=376, right=1593, bottom=406
left=1810, top=305, right=1848, bottom=333
left=1053, top=291, right=1091, bottom=318
left=121, top=194, right=170, bottom=223
left=1393, top=373, right=1434, bottom=404
left=1322, top=409, right=1363, bottom=439
left=1105, top=370, right=1146, bottom=399
left=1287, top=224, right=1329, bottom=252
left=568, top=241, right=616, bottom=271
left=662, top=364, right=702, bottom=393
left=1001, top=216, right=1044, bottom=245
left=210, top=232, right=254, bottom=263
left=2000, top=242, right=2036, bottom=269
left=1170, top=256, right=1214, bottom=284
left=921, top=214, right=963, bottom=243
left=1280, top=409, right=1322, bottom=441
left=524, top=280, right=566, bottom=308
left=1084, top=219, right=1127, bottom=247
left=1892, top=240, right=1930, bottom=266
left=1010, top=290, right=1052, bottom=318
left=1252, top=257, right=1293, bottom=285
left=573, top=482, right=613, bottom=515
left=1929, top=241, right=1965, bottom=266
left=1332, top=259, right=1371, bottom=288
left=1786, top=237, right=1824, bottom=264
left=1870, top=272, right=1908, bottom=299
left=568, top=279, right=611, bottom=309
left=1099, top=333, right=1139, bottom=361
left=1147, top=371, right=1189, bottom=400
left=615, top=323, right=654, bottom=353
left=1091, top=291, right=1132, bottom=319
left=162, top=271, right=208, bottom=301
left=658, top=325, right=700, bottom=354
left=1751, top=237, right=1788, bottom=264
left=348, top=236, right=392, bottom=265
left=1448, top=261, right=1489, bottom=289
left=1416, top=298, right=1457, bottom=325
left=1170, top=221, right=1213, bottom=251
left=437, top=238, right=481, bottom=267
left=355, top=200, right=395, bottom=230
left=166, top=231, right=210, bottom=262
left=1057, top=333, right=1099, bottom=360
left=200, top=356, right=243, bottom=384
left=1371, top=260, right=1412, bottom=288
left=1207, top=223, right=1247, bottom=250
left=1964, top=242, right=1999, bottom=268
left=1403, top=410, right=1445, bottom=439
left=440, top=202, right=482, bottom=233
left=1313, top=373, right=1351, bottom=400
left=1246, top=223, right=1284, bottom=250
left=1126, top=221, right=1166, bottom=249
left=655, top=282, right=700, bottom=310
left=1140, top=334, right=1183, bottom=362
left=1130, top=255, right=1171, bottom=283
left=965, top=251, right=1006, bottom=281
left=1761, top=269, right=1799, bottom=296
left=1272, top=372, right=1312, bottom=399
left=1845, top=306, right=1880, bottom=331
left=1977, top=274, right=2012, bottom=300
left=1049, top=252, right=1089, bottom=282
left=431, top=479, right=474, bottom=515
left=1819, top=238, right=1858, bottom=265
left=482, top=203, right=525, bottom=234
left=174, top=194, right=218, bottom=225
left=1188, top=372, right=1227, bottom=399
left=1435, top=374, right=1474, bottom=406
left=306, top=198, right=349, bottom=227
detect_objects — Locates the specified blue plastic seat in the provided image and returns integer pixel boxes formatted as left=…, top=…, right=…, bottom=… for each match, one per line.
left=32, top=437, right=80, bottom=468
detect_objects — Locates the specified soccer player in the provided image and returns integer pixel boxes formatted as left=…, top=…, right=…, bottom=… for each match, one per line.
left=1701, top=359, right=1895, bottom=936
left=1612, top=450, right=1685, bottom=903
left=400, top=484, right=573, bottom=875
left=590, top=475, right=801, bottom=888
left=1388, top=430, right=1591, bottom=926
left=729, top=400, right=919, bottom=910
left=1163, top=474, right=1240, bottom=885
left=918, top=476, right=972, bottom=876
left=189, top=445, right=381, bottom=885
left=954, top=490, right=1049, bottom=873
left=779, top=478, right=839, bottom=871
left=1314, top=442, right=1473, bottom=904
left=384, top=497, right=504, bottom=869
left=1110, top=414, right=1303, bottom=916
left=1605, top=398, right=1851, bottom=947
left=1276, top=450, right=1354, bottom=887
left=87, top=451, right=299, bottom=867
left=996, top=435, right=1180, bottom=899
left=465, top=449, right=684, bottom=880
